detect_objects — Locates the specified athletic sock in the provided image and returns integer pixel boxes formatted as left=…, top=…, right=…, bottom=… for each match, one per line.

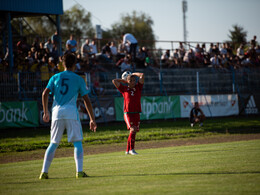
left=73, top=141, right=83, bottom=172
left=127, top=133, right=131, bottom=151
left=41, top=143, right=58, bottom=173
left=130, top=132, right=136, bottom=150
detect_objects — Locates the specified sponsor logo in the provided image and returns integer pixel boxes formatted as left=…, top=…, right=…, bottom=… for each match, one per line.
left=141, top=97, right=174, bottom=119
left=94, top=106, right=114, bottom=118
left=79, top=105, right=114, bottom=120
left=245, top=95, right=258, bottom=114
left=183, top=101, right=189, bottom=108
left=0, top=102, right=28, bottom=123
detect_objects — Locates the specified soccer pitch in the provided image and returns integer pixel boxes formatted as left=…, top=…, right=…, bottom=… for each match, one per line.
left=0, top=140, right=260, bottom=194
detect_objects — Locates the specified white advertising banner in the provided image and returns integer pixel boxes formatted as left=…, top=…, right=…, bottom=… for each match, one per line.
left=180, top=94, right=239, bottom=118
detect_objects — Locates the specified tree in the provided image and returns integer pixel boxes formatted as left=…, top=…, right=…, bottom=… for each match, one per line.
left=228, top=24, right=247, bottom=49
left=23, top=16, right=56, bottom=38
left=105, top=11, right=155, bottom=49
left=23, top=5, right=94, bottom=46
left=60, top=5, right=95, bottom=42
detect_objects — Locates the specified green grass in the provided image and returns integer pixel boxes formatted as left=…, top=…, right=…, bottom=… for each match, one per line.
left=0, top=116, right=260, bottom=153
left=0, top=140, right=259, bottom=194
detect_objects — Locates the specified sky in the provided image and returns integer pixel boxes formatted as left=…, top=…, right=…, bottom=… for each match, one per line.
left=63, top=0, right=260, bottom=49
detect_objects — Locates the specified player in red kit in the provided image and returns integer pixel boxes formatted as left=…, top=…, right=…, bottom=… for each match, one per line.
left=112, top=72, right=144, bottom=155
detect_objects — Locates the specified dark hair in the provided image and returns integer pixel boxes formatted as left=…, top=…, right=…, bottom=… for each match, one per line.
left=63, top=53, right=76, bottom=68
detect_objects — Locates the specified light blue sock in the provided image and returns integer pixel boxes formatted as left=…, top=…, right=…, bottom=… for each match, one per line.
left=41, top=143, right=58, bottom=173
left=73, top=141, right=83, bottom=172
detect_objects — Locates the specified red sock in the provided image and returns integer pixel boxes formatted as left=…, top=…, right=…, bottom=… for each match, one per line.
left=130, top=132, right=136, bottom=150
left=127, top=133, right=131, bottom=151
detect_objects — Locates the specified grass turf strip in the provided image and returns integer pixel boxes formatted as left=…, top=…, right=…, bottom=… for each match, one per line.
left=0, top=140, right=259, bottom=194
left=0, top=116, right=260, bottom=153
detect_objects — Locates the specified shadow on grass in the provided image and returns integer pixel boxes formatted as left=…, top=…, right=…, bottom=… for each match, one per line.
left=3, top=171, right=259, bottom=183
left=0, top=127, right=50, bottom=139
left=90, top=171, right=260, bottom=178
left=1, top=116, right=259, bottom=141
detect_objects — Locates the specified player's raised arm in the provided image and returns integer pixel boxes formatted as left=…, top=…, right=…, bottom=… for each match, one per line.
left=112, top=78, right=127, bottom=88
left=132, top=72, right=144, bottom=84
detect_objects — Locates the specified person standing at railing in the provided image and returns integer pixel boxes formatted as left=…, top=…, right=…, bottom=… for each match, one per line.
left=250, top=35, right=257, bottom=48
left=81, top=39, right=91, bottom=60
left=122, top=33, right=138, bottom=62
left=110, top=41, right=118, bottom=62
left=194, top=44, right=204, bottom=67
left=171, top=49, right=181, bottom=68
left=51, top=31, right=60, bottom=50
left=183, top=48, right=196, bottom=68
left=66, top=34, right=77, bottom=53
left=236, top=44, right=245, bottom=59
left=161, top=49, right=174, bottom=68
left=136, top=47, right=147, bottom=68
left=44, top=38, right=54, bottom=53
left=178, top=42, right=186, bottom=61
left=89, top=40, right=97, bottom=59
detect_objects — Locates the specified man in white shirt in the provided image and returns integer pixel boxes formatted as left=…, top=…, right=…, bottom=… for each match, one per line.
left=44, top=38, right=53, bottom=53
left=110, top=41, right=118, bottom=62
left=236, top=44, right=244, bottom=59
left=122, top=33, right=138, bottom=62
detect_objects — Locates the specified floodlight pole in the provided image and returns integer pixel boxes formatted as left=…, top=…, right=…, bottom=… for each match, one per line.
left=182, top=0, right=188, bottom=46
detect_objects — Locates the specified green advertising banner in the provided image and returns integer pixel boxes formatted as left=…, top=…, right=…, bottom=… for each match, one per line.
left=0, top=101, right=39, bottom=129
left=115, top=96, right=180, bottom=121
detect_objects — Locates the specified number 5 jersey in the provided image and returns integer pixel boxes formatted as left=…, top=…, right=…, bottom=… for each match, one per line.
left=46, top=71, right=89, bottom=121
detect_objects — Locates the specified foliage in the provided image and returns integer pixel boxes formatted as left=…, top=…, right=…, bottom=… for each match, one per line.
left=60, top=5, right=95, bottom=42
left=105, top=11, right=156, bottom=49
left=0, top=140, right=260, bottom=194
left=228, top=24, right=247, bottom=49
left=12, top=8, right=155, bottom=51
left=22, top=16, right=56, bottom=38
left=22, top=5, right=94, bottom=46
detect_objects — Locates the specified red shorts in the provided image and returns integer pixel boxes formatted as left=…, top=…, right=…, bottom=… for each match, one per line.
left=124, top=113, right=140, bottom=132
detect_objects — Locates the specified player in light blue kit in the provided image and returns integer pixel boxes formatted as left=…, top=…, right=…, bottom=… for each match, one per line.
left=39, top=53, right=97, bottom=179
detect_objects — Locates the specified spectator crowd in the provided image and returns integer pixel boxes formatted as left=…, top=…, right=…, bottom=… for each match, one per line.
left=160, top=36, right=260, bottom=70
left=1, top=33, right=260, bottom=93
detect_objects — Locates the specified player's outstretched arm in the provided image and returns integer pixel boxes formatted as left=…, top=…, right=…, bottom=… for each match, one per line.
left=112, top=78, right=127, bottom=88
left=132, top=72, right=144, bottom=84
left=42, top=88, right=51, bottom=123
left=83, top=94, right=97, bottom=132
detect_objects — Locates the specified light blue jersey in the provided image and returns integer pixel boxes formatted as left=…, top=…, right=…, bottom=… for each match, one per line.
left=46, top=71, right=89, bottom=121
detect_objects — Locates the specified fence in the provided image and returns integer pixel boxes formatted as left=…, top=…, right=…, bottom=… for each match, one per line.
left=1, top=67, right=260, bottom=102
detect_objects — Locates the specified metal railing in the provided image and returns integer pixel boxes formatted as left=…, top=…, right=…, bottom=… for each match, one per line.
left=1, top=67, right=260, bottom=101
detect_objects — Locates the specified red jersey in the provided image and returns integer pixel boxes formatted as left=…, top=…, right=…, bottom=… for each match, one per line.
left=118, top=82, right=143, bottom=113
